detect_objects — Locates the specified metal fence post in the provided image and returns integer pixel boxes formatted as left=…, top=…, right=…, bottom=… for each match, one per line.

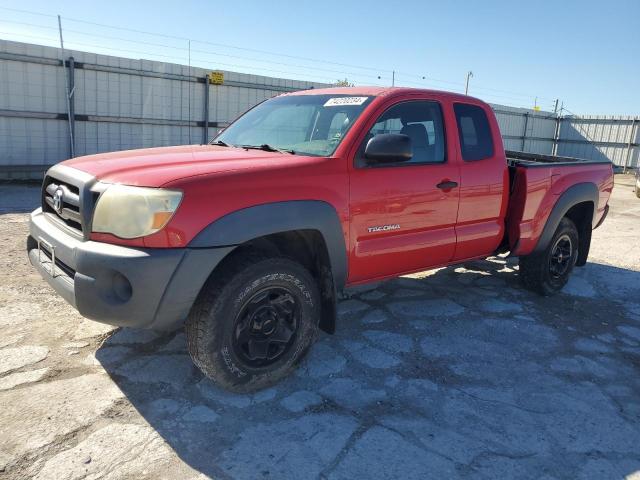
left=623, top=118, right=637, bottom=173
left=521, top=113, right=529, bottom=151
left=552, top=114, right=561, bottom=156
left=68, top=56, right=76, bottom=155
left=203, top=77, right=209, bottom=144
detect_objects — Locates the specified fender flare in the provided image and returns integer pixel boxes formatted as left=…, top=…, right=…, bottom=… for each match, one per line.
left=532, top=182, right=598, bottom=255
left=189, top=200, right=348, bottom=290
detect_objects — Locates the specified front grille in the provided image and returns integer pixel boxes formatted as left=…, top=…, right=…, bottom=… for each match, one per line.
left=42, top=175, right=84, bottom=234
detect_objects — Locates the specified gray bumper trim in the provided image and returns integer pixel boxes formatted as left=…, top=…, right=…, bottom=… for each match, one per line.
left=28, top=208, right=234, bottom=330
left=28, top=248, right=76, bottom=307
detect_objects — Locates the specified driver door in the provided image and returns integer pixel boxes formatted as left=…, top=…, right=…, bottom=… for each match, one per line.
left=348, top=98, right=461, bottom=282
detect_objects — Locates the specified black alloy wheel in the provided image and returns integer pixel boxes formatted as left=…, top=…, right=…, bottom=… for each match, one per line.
left=232, top=287, right=300, bottom=367
left=186, top=254, right=320, bottom=392
left=549, top=234, right=573, bottom=279
left=519, top=217, right=579, bottom=295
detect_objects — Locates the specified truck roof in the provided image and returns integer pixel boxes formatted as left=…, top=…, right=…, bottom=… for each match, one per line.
left=283, top=86, right=482, bottom=103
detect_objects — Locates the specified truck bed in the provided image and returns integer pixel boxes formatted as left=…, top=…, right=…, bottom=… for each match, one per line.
left=505, top=150, right=612, bottom=168
left=504, top=149, right=614, bottom=257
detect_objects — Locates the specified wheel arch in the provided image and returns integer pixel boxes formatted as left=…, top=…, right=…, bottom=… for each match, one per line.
left=189, top=201, right=348, bottom=333
left=533, top=182, right=598, bottom=266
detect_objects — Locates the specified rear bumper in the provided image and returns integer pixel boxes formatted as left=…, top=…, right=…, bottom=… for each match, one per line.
left=28, top=208, right=234, bottom=330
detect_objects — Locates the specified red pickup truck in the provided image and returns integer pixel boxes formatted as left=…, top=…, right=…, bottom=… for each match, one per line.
left=28, top=87, right=613, bottom=391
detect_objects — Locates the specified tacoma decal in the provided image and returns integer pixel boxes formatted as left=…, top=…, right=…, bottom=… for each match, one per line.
left=367, top=224, right=401, bottom=233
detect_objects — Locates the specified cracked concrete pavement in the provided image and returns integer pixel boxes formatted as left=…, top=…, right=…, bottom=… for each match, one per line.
left=0, top=175, right=639, bottom=479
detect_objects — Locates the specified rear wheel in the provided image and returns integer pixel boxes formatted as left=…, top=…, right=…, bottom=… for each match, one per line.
left=186, top=254, right=320, bottom=392
left=519, top=217, right=579, bottom=295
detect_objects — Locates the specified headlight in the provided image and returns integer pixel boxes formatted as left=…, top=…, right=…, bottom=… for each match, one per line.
left=92, top=184, right=182, bottom=239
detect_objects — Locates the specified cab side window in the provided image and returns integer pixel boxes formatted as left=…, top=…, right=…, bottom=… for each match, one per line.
left=454, top=103, right=494, bottom=161
left=360, top=101, right=446, bottom=165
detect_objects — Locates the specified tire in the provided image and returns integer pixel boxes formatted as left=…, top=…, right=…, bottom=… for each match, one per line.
left=519, top=217, right=579, bottom=296
left=635, top=177, right=640, bottom=199
left=186, top=254, right=320, bottom=392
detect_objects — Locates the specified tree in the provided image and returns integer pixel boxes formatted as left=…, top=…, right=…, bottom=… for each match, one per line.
left=334, top=78, right=354, bottom=87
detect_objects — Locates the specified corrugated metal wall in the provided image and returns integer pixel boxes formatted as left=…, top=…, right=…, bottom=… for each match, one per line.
left=557, top=115, right=639, bottom=169
left=491, top=105, right=558, bottom=154
left=1, top=39, right=637, bottom=180
left=0, top=40, right=326, bottom=179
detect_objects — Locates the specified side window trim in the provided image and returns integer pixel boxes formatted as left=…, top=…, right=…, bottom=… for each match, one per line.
left=355, top=99, right=448, bottom=169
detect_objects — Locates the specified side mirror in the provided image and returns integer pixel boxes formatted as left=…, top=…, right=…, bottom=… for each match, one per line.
left=364, top=133, right=413, bottom=164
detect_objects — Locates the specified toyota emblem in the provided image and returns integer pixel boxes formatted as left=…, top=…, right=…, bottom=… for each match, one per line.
left=52, top=188, right=64, bottom=214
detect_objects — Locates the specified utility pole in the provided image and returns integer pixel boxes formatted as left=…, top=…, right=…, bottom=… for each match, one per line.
left=57, top=15, right=75, bottom=158
left=392, top=70, right=395, bottom=87
left=188, top=39, right=191, bottom=145
left=465, top=71, right=473, bottom=95
left=553, top=99, right=559, bottom=114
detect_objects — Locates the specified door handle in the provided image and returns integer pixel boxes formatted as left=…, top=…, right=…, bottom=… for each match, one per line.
left=436, top=180, right=458, bottom=190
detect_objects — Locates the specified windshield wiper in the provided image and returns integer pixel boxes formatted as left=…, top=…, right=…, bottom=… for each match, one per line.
left=240, top=144, right=296, bottom=155
left=209, top=139, right=232, bottom=147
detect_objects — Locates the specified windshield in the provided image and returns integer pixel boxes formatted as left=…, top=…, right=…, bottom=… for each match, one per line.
left=214, top=94, right=374, bottom=156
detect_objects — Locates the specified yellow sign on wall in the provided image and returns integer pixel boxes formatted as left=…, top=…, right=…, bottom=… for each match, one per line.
left=208, top=71, right=224, bottom=85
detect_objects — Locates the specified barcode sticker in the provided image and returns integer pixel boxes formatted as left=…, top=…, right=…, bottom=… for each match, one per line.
left=324, top=97, right=369, bottom=107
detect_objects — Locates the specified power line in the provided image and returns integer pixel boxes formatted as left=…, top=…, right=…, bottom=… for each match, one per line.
left=396, top=75, right=551, bottom=106
left=393, top=69, right=557, bottom=102
left=0, top=5, right=189, bottom=40
left=190, top=49, right=387, bottom=81
left=470, top=84, right=557, bottom=102
left=0, top=19, right=188, bottom=51
left=0, top=5, right=57, bottom=18
left=0, top=5, right=557, bottom=107
left=0, top=30, right=187, bottom=61
left=0, top=18, right=389, bottom=82
left=60, top=16, right=388, bottom=74
left=0, top=29, right=543, bottom=103
left=52, top=11, right=387, bottom=74
left=0, top=32, right=548, bottom=104
left=0, top=31, right=537, bottom=108
left=0, top=29, right=388, bottom=87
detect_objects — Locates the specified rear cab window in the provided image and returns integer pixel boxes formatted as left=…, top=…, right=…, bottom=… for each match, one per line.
left=454, top=103, right=494, bottom=161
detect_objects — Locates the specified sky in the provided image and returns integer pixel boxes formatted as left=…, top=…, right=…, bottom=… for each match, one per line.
left=0, top=0, right=638, bottom=115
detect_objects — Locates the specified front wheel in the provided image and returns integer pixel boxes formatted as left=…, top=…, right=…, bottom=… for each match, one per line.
left=186, top=255, right=320, bottom=392
left=519, top=217, right=579, bottom=296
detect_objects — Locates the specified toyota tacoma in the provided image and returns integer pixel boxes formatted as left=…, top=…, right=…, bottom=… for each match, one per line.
left=28, top=87, right=614, bottom=391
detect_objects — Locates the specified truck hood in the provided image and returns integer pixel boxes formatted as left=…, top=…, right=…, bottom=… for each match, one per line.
left=62, top=145, right=318, bottom=186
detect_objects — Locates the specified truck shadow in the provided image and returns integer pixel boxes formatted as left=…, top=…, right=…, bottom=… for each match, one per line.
left=95, top=258, right=640, bottom=479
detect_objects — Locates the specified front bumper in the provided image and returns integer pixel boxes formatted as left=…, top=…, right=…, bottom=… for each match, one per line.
left=27, top=208, right=234, bottom=330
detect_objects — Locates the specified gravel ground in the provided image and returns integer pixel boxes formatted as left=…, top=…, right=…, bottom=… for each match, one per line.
left=1, top=175, right=639, bottom=480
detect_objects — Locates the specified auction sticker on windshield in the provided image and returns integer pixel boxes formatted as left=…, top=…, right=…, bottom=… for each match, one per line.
left=324, top=97, right=369, bottom=107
